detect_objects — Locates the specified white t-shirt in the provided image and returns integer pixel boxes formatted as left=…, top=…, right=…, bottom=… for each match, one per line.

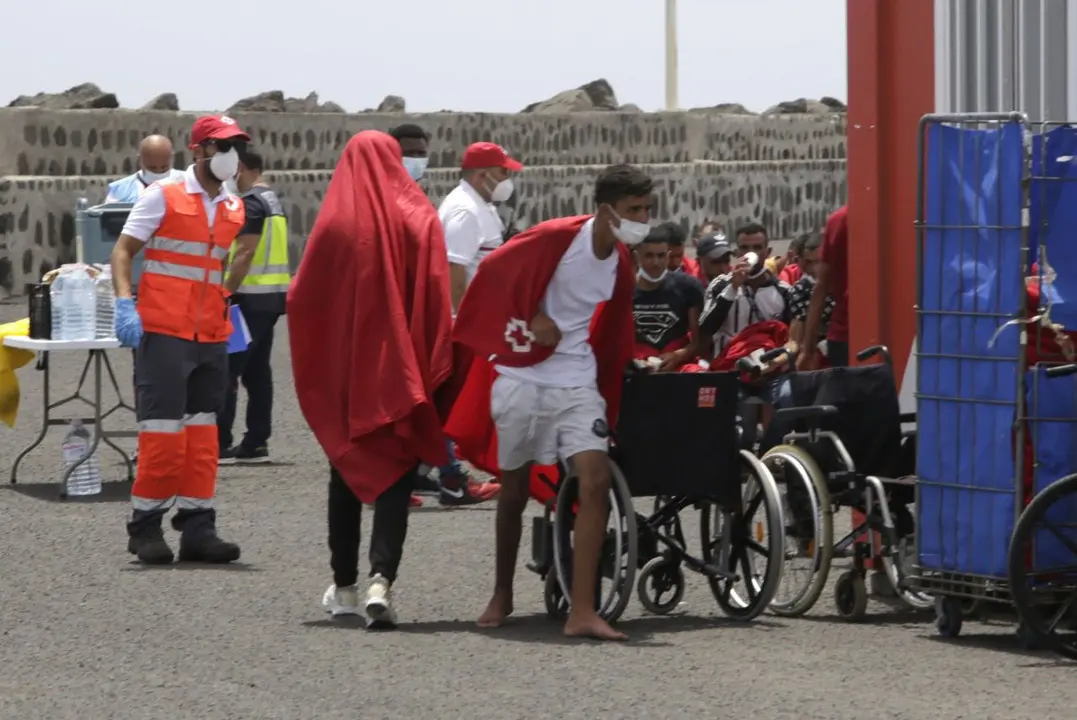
left=497, top=219, right=619, bottom=388
left=438, top=181, right=505, bottom=285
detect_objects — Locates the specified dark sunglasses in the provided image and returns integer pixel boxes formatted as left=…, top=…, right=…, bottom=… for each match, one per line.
left=202, top=139, right=244, bottom=153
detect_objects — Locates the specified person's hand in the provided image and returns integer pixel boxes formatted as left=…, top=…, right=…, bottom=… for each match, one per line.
left=795, top=348, right=818, bottom=372
left=114, top=297, right=143, bottom=348
left=657, top=348, right=688, bottom=372
left=730, top=261, right=750, bottom=289
left=530, top=311, right=562, bottom=347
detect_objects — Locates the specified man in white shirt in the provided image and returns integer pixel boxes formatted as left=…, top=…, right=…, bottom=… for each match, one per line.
left=104, top=135, right=186, bottom=204
left=433, top=142, right=523, bottom=506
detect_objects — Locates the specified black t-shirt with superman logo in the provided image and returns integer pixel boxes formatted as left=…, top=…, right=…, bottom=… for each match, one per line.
left=633, top=272, right=705, bottom=351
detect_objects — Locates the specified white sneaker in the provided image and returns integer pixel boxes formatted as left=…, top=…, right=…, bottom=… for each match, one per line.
left=365, top=574, right=398, bottom=629
left=322, top=583, right=360, bottom=617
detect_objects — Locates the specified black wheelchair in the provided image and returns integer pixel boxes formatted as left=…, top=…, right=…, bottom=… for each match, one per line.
left=527, top=369, right=787, bottom=623
left=750, top=345, right=933, bottom=620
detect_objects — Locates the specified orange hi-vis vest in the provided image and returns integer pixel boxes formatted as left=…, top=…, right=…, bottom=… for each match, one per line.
left=139, top=181, right=246, bottom=343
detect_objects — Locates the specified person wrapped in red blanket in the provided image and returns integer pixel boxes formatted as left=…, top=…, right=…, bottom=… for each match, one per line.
left=446, top=164, right=652, bottom=640
left=288, top=130, right=455, bottom=628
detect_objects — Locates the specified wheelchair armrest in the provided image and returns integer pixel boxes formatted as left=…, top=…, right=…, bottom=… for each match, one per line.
left=856, top=345, right=891, bottom=364
left=899, top=412, right=916, bottom=424
left=774, top=404, right=839, bottom=423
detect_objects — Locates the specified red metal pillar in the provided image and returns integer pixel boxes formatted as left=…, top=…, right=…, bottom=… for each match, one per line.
left=846, top=0, right=936, bottom=566
left=847, top=0, right=936, bottom=382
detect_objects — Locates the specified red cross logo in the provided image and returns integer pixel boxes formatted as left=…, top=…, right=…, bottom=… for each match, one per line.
left=504, top=318, right=535, bottom=353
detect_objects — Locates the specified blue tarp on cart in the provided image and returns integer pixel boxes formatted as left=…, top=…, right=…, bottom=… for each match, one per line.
left=1027, top=367, right=1077, bottom=570
left=1030, top=125, right=1077, bottom=331
left=917, top=122, right=1024, bottom=577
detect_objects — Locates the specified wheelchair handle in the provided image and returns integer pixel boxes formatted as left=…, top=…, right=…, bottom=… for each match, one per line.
left=856, top=345, right=892, bottom=365
left=736, top=346, right=797, bottom=377
left=1046, top=363, right=1077, bottom=378
left=762, top=346, right=797, bottom=364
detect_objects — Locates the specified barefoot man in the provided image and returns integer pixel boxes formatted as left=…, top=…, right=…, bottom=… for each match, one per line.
left=447, top=164, right=653, bottom=640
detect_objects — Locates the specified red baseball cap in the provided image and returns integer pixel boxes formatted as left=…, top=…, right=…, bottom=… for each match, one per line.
left=189, top=115, right=251, bottom=148
left=461, top=142, right=522, bottom=171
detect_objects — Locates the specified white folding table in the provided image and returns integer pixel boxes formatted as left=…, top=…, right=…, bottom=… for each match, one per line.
left=3, top=336, right=136, bottom=498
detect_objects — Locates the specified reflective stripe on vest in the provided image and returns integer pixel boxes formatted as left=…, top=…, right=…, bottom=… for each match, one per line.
left=233, top=201, right=291, bottom=294
left=146, top=235, right=230, bottom=284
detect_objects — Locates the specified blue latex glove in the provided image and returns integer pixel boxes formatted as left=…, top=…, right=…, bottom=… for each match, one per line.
left=114, top=297, right=143, bottom=348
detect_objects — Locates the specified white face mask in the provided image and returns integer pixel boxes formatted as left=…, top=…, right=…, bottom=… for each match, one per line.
left=490, top=177, right=514, bottom=203
left=139, top=169, right=170, bottom=185
left=402, top=156, right=429, bottom=181
left=610, top=210, right=651, bottom=246
left=208, top=148, right=240, bottom=182
left=637, top=267, right=668, bottom=283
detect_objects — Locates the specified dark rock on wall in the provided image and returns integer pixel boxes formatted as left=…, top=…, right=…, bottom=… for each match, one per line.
left=7, top=83, right=120, bottom=110
left=141, top=93, right=180, bottom=111
left=376, top=95, right=406, bottom=112
left=228, top=91, right=345, bottom=114
left=764, top=97, right=846, bottom=115
left=522, top=78, right=620, bottom=113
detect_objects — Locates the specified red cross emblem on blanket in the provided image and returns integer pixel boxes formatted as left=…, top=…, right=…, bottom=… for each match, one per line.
left=504, top=318, right=536, bottom=353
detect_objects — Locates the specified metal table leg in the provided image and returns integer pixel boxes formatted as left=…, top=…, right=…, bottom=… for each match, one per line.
left=9, top=351, right=51, bottom=485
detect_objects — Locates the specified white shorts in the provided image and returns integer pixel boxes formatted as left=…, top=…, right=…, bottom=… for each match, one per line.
left=491, top=375, right=609, bottom=471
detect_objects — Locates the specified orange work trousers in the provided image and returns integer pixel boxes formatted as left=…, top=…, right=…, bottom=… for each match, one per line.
left=130, top=332, right=229, bottom=515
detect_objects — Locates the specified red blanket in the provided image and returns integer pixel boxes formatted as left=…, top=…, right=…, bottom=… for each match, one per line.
left=712, top=320, right=790, bottom=382
left=287, top=131, right=454, bottom=503
left=445, top=216, right=635, bottom=503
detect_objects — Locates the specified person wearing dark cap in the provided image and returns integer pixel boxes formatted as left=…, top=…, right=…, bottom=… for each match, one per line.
left=695, top=232, right=735, bottom=286
left=431, top=141, right=523, bottom=506
left=110, top=115, right=252, bottom=565
left=389, top=124, right=431, bottom=181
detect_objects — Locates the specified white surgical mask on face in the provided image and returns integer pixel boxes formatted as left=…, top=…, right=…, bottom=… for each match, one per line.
left=610, top=210, right=651, bottom=246
left=209, top=148, right=240, bottom=182
left=139, top=169, right=170, bottom=185
left=637, top=267, right=668, bottom=283
left=402, top=156, right=429, bottom=181
left=490, top=177, right=514, bottom=203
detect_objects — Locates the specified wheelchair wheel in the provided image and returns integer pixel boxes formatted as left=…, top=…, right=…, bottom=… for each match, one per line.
left=760, top=444, right=833, bottom=617
left=637, top=556, right=686, bottom=615
left=835, top=569, right=868, bottom=620
left=876, top=504, right=933, bottom=610
left=1008, top=472, right=1077, bottom=661
left=543, top=568, right=568, bottom=621
left=699, top=450, right=785, bottom=621
left=552, top=459, right=638, bottom=623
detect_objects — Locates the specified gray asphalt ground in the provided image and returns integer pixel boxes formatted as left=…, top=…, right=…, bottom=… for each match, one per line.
left=1, top=298, right=1075, bottom=720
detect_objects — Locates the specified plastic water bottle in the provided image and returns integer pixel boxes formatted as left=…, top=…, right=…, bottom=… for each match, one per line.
left=49, top=269, right=67, bottom=340
left=62, top=420, right=102, bottom=496
left=61, top=265, right=96, bottom=341
left=94, top=267, right=116, bottom=339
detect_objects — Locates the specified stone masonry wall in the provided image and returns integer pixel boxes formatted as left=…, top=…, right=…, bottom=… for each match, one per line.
left=0, top=108, right=848, bottom=294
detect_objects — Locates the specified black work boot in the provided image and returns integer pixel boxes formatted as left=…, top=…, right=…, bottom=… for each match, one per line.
left=173, top=508, right=241, bottom=564
left=127, top=510, right=174, bottom=565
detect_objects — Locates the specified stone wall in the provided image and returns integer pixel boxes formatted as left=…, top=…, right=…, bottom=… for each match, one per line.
left=0, top=107, right=848, bottom=294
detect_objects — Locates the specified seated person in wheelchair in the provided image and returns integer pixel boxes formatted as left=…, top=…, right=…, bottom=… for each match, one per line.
left=448, top=164, right=650, bottom=641
left=632, top=224, right=705, bottom=371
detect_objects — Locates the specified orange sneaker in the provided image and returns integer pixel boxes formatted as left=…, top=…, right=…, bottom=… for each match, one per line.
left=439, top=474, right=500, bottom=506
left=409, top=494, right=423, bottom=508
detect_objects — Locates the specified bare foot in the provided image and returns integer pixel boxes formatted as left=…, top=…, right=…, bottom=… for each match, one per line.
left=477, top=593, right=514, bottom=628
left=563, top=613, right=628, bottom=641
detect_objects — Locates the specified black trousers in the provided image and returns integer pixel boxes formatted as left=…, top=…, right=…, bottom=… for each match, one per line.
left=827, top=339, right=850, bottom=368
left=328, top=464, right=416, bottom=587
left=218, top=308, right=281, bottom=450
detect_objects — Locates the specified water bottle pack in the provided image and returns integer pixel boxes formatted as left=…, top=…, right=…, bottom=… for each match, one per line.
left=61, top=420, right=102, bottom=497
left=47, top=264, right=116, bottom=341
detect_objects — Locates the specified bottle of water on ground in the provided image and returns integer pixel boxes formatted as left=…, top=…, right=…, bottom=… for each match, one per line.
left=94, top=266, right=116, bottom=339
left=61, top=265, right=96, bottom=341
left=62, top=420, right=102, bottom=496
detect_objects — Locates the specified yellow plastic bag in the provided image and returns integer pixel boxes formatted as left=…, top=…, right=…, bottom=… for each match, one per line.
left=0, top=318, right=36, bottom=428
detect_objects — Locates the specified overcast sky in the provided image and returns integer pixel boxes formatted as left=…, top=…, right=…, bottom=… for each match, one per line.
left=2, top=0, right=847, bottom=114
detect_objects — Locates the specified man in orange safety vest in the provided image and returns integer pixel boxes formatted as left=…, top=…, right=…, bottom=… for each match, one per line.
left=110, top=115, right=260, bottom=565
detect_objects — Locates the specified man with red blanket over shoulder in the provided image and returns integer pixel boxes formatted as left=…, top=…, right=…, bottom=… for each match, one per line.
left=448, top=164, right=652, bottom=640
left=288, top=131, right=455, bottom=629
